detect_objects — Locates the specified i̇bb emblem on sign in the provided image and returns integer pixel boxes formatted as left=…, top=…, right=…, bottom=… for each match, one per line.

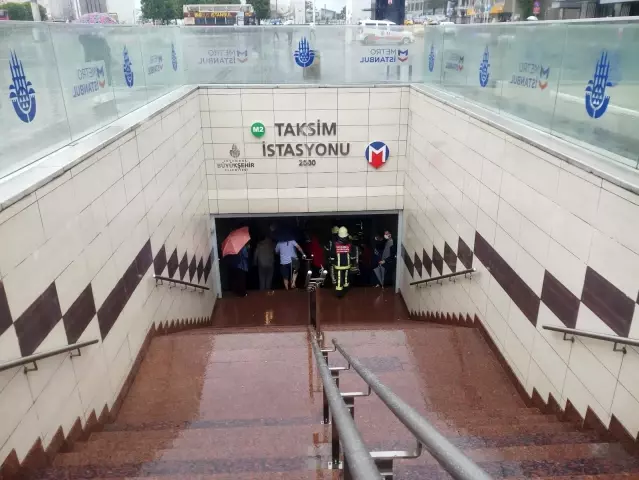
left=365, top=141, right=390, bottom=169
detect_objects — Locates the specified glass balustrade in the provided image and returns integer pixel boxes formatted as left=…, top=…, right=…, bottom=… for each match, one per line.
left=0, top=19, right=637, bottom=180
left=422, top=19, right=639, bottom=169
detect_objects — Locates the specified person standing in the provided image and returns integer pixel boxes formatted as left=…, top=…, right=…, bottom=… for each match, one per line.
left=325, top=226, right=339, bottom=285
left=254, top=236, right=275, bottom=290
left=230, top=242, right=249, bottom=296
left=275, top=239, right=305, bottom=290
left=373, top=231, right=395, bottom=288
left=306, top=234, right=325, bottom=277
left=331, top=227, right=352, bottom=298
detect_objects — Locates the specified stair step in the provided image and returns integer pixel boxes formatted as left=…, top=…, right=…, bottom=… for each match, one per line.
left=35, top=463, right=339, bottom=480
left=82, top=420, right=601, bottom=457
left=58, top=425, right=329, bottom=467
left=80, top=424, right=331, bottom=453
left=99, top=407, right=547, bottom=435
left=55, top=439, right=634, bottom=471
left=451, top=430, right=604, bottom=449
left=394, top=453, right=639, bottom=478
left=426, top=407, right=545, bottom=418
left=99, top=414, right=321, bottom=434
left=464, top=442, right=631, bottom=463
left=526, top=476, right=639, bottom=480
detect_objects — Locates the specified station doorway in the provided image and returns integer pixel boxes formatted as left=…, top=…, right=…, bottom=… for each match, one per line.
left=213, top=212, right=400, bottom=296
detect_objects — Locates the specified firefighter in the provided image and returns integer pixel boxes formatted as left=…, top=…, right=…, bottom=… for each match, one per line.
left=349, top=233, right=360, bottom=275
left=332, top=226, right=352, bottom=297
left=325, top=226, right=339, bottom=284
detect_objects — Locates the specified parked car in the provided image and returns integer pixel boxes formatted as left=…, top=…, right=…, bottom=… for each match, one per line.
left=356, top=20, right=415, bottom=45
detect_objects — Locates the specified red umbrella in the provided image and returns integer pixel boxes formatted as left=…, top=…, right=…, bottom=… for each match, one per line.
left=221, top=227, right=250, bottom=257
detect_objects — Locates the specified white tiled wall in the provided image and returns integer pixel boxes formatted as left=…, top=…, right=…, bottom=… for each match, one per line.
left=202, top=87, right=407, bottom=214
left=0, top=90, right=215, bottom=465
left=401, top=87, right=639, bottom=438
left=3, top=80, right=639, bottom=469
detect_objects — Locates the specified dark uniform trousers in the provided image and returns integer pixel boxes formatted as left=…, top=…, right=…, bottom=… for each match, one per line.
left=333, top=241, right=351, bottom=297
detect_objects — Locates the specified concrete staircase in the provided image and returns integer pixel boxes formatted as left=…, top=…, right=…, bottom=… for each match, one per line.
left=31, top=323, right=639, bottom=479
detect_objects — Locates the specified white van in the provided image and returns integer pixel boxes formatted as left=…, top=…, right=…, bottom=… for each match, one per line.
left=357, top=20, right=415, bottom=45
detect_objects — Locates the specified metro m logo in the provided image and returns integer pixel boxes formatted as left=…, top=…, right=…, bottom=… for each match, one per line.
left=365, top=141, right=390, bottom=169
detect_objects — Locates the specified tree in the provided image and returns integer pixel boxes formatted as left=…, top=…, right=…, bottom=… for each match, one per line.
left=336, top=5, right=345, bottom=19
left=141, top=0, right=178, bottom=24
left=251, top=0, right=269, bottom=22
left=187, top=0, right=240, bottom=3
left=4, top=2, right=47, bottom=20
left=518, top=0, right=533, bottom=18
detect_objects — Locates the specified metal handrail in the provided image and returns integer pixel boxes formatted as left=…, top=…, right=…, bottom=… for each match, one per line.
left=309, top=331, right=380, bottom=480
left=409, top=268, right=475, bottom=286
left=542, top=325, right=639, bottom=353
left=333, top=339, right=493, bottom=480
left=0, top=339, right=99, bottom=373
left=153, top=274, right=210, bottom=291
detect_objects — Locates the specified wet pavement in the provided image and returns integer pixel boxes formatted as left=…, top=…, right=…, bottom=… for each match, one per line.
left=32, top=288, right=639, bottom=479
left=211, top=287, right=411, bottom=328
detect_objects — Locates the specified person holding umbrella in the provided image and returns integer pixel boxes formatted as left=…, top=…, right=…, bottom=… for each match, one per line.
left=221, top=227, right=251, bottom=297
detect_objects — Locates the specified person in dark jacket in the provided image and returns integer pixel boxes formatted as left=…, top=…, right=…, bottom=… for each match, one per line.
left=254, top=237, right=275, bottom=290
left=230, top=243, right=249, bottom=296
left=373, top=231, right=396, bottom=288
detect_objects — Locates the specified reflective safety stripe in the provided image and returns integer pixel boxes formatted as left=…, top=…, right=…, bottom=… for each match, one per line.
left=335, top=269, right=349, bottom=291
left=334, top=266, right=350, bottom=270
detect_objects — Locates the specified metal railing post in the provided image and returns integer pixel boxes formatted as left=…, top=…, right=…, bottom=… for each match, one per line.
left=309, top=334, right=379, bottom=480
left=333, top=339, right=492, bottom=480
left=344, top=395, right=355, bottom=418
left=331, top=408, right=341, bottom=468
left=309, top=288, right=317, bottom=331
left=320, top=346, right=336, bottom=424
left=340, top=386, right=371, bottom=420
left=322, top=376, right=330, bottom=424
left=307, top=269, right=327, bottom=342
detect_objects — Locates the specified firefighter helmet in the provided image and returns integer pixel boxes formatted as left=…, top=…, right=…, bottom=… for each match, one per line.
left=338, top=226, right=348, bottom=239
left=332, top=226, right=339, bottom=234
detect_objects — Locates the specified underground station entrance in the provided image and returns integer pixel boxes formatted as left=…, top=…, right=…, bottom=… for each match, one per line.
left=210, top=212, right=410, bottom=328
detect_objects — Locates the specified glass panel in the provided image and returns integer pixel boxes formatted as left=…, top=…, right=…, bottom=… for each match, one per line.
left=345, top=25, right=422, bottom=84
left=0, top=22, right=70, bottom=178
left=422, top=25, right=445, bottom=85
left=498, top=22, right=566, bottom=132
left=285, top=25, right=347, bottom=84
left=139, top=26, right=183, bottom=102
left=182, top=26, right=264, bottom=84
left=100, top=26, right=148, bottom=118
left=440, top=23, right=505, bottom=112
left=48, top=23, right=119, bottom=140
left=438, top=25, right=470, bottom=98
left=552, top=22, right=639, bottom=165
